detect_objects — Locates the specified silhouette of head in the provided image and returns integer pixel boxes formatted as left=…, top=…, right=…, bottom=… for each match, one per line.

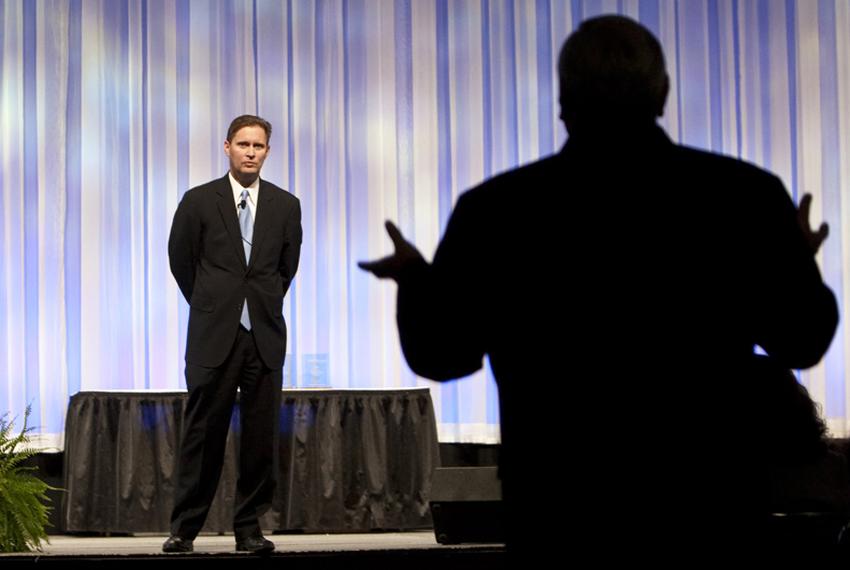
left=558, top=15, right=669, bottom=134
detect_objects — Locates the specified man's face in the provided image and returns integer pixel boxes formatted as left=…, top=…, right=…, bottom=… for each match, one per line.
left=224, top=125, right=269, bottom=180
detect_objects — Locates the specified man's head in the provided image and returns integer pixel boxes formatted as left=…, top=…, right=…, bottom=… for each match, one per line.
left=224, top=115, right=272, bottom=185
left=558, top=16, right=669, bottom=134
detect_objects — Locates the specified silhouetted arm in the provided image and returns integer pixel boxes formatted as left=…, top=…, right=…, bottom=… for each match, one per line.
left=399, top=194, right=488, bottom=380
left=360, top=194, right=488, bottom=381
left=751, top=182, right=837, bottom=369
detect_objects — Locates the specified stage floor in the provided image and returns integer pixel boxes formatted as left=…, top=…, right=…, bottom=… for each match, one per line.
left=4, top=531, right=499, bottom=557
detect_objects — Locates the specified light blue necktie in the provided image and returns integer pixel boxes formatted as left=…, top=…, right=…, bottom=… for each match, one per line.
left=238, top=189, right=253, bottom=330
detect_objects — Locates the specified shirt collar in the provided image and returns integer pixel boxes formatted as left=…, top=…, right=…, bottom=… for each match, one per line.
left=228, top=172, right=260, bottom=207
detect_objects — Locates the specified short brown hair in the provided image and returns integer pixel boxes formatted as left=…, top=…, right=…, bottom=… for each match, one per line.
left=226, top=115, right=272, bottom=143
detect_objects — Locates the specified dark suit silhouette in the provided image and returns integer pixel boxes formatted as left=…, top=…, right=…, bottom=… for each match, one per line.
left=168, top=173, right=301, bottom=541
left=362, top=16, right=838, bottom=554
left=395, top=125, right=837, bottom=550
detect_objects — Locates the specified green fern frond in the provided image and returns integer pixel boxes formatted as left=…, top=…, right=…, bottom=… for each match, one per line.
left=0, top=406, right=53, bottom=553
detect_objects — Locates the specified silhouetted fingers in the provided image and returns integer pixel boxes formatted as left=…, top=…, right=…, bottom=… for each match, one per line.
left=815, top=222, right=829, bottom=245
left=797, top=193, right=829, bottom=254
left=357, top=257, right=394, bottom=278
left=359, top=221, right=425, bottom=281
left=384, top=220, right=408, bottom=250
left=798, top=193, right=813, bottom=219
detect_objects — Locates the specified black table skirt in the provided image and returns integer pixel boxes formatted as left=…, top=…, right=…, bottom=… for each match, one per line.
left=62, top=389, right=440, bottom=534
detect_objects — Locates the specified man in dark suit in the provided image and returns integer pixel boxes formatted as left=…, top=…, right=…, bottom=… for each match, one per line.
left=164, top=115, right=302, bottom=553
left=361, top=16, right=836, bottom=554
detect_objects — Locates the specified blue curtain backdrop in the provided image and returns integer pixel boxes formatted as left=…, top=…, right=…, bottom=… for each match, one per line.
left=1, top=0, right=848, bottom=450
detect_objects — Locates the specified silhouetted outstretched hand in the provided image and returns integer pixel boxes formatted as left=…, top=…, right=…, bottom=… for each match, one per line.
left=358, top=221, right=425, bottom=282
left=797, top=194, right=829, bottom=255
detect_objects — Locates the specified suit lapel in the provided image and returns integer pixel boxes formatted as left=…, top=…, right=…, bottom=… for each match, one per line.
left=215, top=175, right=248, bottom=269
left=249, top=180, right=277, bottom=270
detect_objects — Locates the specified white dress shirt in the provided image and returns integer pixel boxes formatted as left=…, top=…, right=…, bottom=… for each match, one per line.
left=229, top=172, right=259, bottom=218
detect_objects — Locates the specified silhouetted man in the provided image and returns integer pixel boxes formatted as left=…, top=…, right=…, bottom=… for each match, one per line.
left=361, top=16, right=836, bottom=553
left=165, top=115, right=302, bottom=553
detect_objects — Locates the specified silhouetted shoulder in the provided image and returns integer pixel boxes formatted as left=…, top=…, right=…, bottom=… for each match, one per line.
left=458, top=153, right=565, bottom=206
left=673, top=144, right=787, bottom=194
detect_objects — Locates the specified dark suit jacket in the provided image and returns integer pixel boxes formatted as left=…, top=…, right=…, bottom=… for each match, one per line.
left=169, top=174, right=302, bottom=370
left=395, top=124, right=838, bottom=547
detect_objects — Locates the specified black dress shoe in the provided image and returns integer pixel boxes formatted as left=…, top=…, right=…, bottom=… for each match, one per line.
left=162, top=535, right=194, bottom=553
left=235, top=535, right=275, bottom=554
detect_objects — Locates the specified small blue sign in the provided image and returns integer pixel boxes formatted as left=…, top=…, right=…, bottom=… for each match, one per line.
left=302, top=354, right=330, bottom=387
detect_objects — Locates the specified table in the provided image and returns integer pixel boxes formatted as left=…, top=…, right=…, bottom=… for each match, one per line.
left=62, top=389, right=440, bottom=533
